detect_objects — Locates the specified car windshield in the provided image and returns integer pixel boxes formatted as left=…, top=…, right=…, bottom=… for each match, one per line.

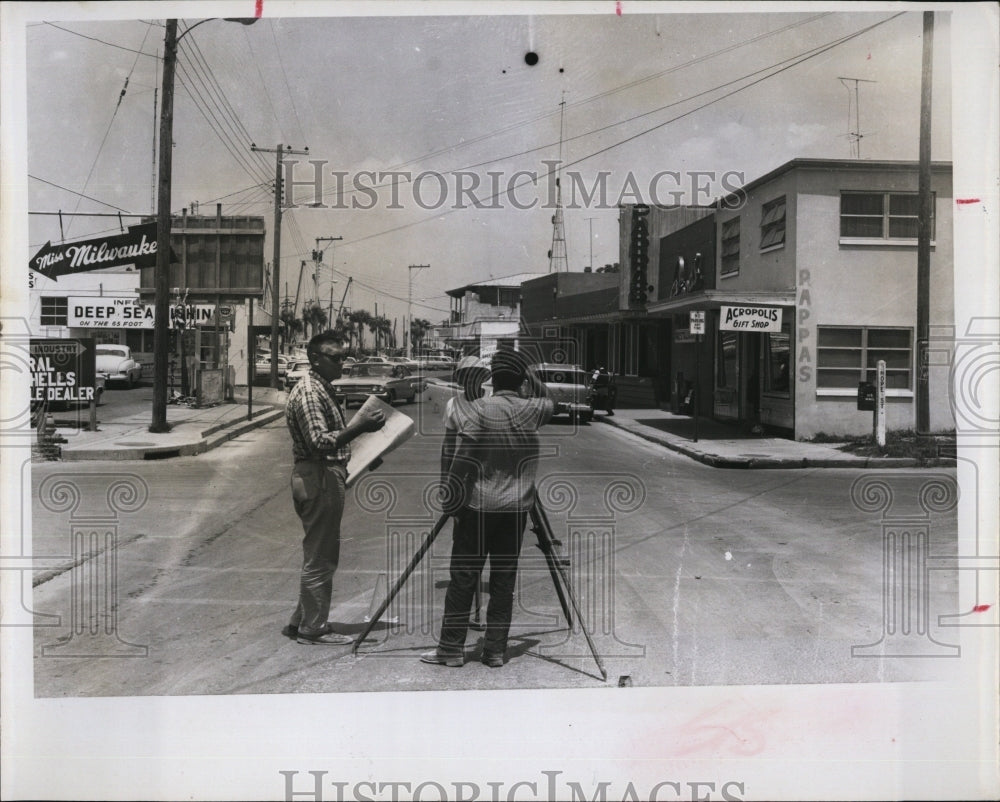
left=349, top=364, right=393, bottom=378
left=537, top=369, right=588, bottom=385
left=97, top=346, right=127, bottom=357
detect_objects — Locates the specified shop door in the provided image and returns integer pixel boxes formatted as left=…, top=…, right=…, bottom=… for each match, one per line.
left=740, top=334, right=762, bottom=425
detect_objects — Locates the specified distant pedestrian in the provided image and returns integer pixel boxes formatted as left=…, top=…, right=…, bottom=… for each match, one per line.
left=423, top=348, right=554, bottom=668
left=590, top=366, right=616, bottom=416
left=284, top=331, right=385, bottom=645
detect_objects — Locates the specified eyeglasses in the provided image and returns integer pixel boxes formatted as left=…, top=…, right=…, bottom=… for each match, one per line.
left=315, top=352, right=344, bottom=364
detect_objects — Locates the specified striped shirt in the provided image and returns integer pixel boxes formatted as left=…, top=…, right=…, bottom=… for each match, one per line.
left=285, top=370, right=351, bottom=463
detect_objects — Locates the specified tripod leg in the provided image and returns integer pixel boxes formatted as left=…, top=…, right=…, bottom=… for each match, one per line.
left=352, top=513, right=451, bottom=655
left=530, top=505, right=573, bottom=627
left=533, top=502, right=608, bottom=682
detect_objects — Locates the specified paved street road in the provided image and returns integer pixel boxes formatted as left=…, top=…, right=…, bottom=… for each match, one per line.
left=29, top=403, right=960, bottom=696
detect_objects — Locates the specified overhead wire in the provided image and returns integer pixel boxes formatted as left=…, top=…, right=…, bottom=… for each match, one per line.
left=327, top=12, right=907, bottom=249
left=63, top=23, right=152, bottom=236
left=339, top=12, right=835, bottom=189
left=268, top=20, right=308, bottom=147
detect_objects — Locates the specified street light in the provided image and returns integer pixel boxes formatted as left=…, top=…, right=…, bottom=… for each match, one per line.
left=150, top=17, right=257, bottom=433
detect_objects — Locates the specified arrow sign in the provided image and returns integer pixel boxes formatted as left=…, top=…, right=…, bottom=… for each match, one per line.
left=30, top=222, right=172, bottom=281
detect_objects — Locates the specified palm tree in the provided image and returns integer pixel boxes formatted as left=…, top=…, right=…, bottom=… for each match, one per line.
left=410, top=317, right=432, bottom=354
left=302, top=302, right=328, bottom=340
left=279, top=307, right=302, bottom=349
left=373, top=315, right=393, bottom=350
left=348, top=310, right=372, bottom=352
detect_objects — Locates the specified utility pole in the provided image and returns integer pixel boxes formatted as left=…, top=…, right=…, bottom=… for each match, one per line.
left=916, top=11, right=934, bottom=432
left=252, top=143, right=308, bottom=388
left=151, top=17, right=256, bottom=432
left=150, top=19, right=178, bottom=432
left=407, top=263, right=429, bottom=359
left=314, top=236, right=342, bottom=330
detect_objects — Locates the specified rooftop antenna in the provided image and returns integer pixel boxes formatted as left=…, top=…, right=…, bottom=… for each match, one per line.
left=838, top=77, right=877, bottom=158
left=548, top=92, right=569, bottom=273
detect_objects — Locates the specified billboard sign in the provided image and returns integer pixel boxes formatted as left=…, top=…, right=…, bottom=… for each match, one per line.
left=30, top=338, right=98, bottom=404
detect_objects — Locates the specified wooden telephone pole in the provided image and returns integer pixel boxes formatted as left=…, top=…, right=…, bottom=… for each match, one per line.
left=251, top=143, right=309, bottom=388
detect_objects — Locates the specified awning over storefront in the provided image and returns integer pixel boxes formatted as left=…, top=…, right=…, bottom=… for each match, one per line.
left=647, top=290, right=795, bottom=316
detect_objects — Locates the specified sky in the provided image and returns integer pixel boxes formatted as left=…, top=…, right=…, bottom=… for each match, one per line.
left=22, top=5, right=953, bottom=330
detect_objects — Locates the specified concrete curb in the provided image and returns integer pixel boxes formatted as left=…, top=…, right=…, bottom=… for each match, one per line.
left=59, top=408, right=285, bottom=461
left=593, top=416, right=956, bottom=470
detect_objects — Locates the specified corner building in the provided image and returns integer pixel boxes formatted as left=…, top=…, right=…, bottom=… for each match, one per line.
left=636, top=158, right=954, bottom=439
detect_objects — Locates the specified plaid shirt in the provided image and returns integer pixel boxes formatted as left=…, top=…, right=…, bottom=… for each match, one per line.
left=285, top=369, right=351, bottom=463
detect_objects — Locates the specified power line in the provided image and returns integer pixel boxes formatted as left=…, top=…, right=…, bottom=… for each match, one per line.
left=329, top=13, right=906, bottom=250
left=64, top=23, right=152, bottom=236
left=243, top=25, right=286, bottom=143
left=268, top=20, right=308, bottom=146
left=28, top=175, right=132, bottom=212
left=41, top=22, right=160, bottom=59
left=344, top=13, right=834, bottom=182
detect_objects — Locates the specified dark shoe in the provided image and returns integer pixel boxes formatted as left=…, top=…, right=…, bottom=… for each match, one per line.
left=281, top=624, right=298, bottom=639
left=481, top=652, right=504, bottom=668
left=297, top=629, right=354, bottom=645
left=420, top=650, right=463, bottom=667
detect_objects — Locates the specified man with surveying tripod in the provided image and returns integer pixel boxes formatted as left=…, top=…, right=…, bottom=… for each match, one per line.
left=421, top=348, right=554, bottom=668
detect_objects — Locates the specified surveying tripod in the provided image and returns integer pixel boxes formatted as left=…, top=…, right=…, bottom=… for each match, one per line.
left=352, top=500, right=607, bottom=681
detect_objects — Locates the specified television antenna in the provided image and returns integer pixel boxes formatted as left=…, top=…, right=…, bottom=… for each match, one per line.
left=838, top=77, right=877, bottom=159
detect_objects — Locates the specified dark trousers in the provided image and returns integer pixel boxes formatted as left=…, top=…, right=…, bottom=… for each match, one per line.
left=289, top=461, right=347, bottom=636
left=437, top=507, right=527, bottom=657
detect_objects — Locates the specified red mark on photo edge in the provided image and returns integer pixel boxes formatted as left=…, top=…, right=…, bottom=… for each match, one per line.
left=956, top=198, right=981, bottom=204
left=255, top=0, right=263, bottom=18
left=616, top=1, right=622, bottom=16
left=973, top=604, right=991, bottom=613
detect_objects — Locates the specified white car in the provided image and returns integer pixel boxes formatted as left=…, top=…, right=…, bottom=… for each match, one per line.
left=95, top=344, right=143, bottom=388
left=284, top=359, right=312, bottom=389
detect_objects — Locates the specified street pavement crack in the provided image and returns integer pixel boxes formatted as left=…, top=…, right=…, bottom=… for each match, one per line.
left=32, top=532, right=145, bottom=588
left=179, top=486, right=287, bottom=567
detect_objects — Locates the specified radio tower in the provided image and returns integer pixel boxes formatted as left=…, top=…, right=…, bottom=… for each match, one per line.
left=548, top=94, right=568, bottom=273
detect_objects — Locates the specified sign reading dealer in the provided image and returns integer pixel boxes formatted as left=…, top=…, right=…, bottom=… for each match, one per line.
left=30, top=338, right=98, bottom=403
left=719, top=305, right=783, bottom=332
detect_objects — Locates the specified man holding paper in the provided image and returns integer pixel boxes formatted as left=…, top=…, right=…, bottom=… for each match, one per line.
left=284, top=331, right=385, bottom=645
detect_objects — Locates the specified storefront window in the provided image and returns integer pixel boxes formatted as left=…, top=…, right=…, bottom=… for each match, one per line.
left=764, top=326, right=791, bottom=395
left=717, top=331, right=738, bottom=388
left=817, top=326, right=912, bottom=389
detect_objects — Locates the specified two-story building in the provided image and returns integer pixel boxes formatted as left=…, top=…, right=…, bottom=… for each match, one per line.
left=642, top=158, right=954, bottom=438
left=436, top=273, right=546, bottom=355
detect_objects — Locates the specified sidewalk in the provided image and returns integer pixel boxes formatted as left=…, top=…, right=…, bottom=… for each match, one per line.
left=593, top=407, right=954, bottom=469
left=46, top=387, right=286, bottom=461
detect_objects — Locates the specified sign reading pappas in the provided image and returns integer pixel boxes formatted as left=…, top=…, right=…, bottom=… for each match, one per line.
left=345, top=396, right=416, bottom=487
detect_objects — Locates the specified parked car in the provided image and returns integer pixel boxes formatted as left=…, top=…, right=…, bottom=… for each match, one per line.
left=95, top=344, right=143, bottom=388
left=530, top=363, right=594, bottom=422
left=419, top=355, right=491, bottom=414
left=284, top=359, right=311, bottom=389
left=254, top=353, right=291, bottom=388
left=330, top=363, right=418, bottom=406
